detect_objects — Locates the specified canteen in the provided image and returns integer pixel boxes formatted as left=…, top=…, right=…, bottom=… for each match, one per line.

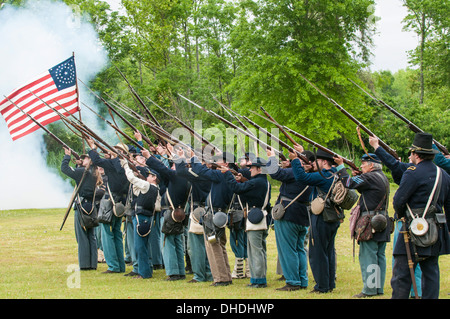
left=171, top=207, right=186, bottom=223
left=410, top=217, right=428, bottom=236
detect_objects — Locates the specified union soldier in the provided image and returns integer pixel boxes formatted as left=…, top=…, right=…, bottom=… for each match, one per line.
left=189, top=151, right=235, bottom=286
left=174, top=148, right=213, bottom=283
left=227, top=153, right=255, bottom=279
left=267, top=148, right=313, bottom=291
left=221, top=157, right=271, bottom=288
left=289, top=146, right=343, bottom=294
left=87, top=139, right=129, bottom=274
left=144, top=150, right=191, bottom=281
left=369, top=135, right=422, bottom=297
left=61, top=148, right=100, bottom=270
left=141, top=136, right=168, bottom=270
left=120, top=157, right=160, bottom=279
left=391, top=133, right=450, bottom=299
left=334, top=153, right=392, bottom=297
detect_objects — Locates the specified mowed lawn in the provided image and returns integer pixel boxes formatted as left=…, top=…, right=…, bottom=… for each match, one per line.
left=0, top=187, right=449, bottom=299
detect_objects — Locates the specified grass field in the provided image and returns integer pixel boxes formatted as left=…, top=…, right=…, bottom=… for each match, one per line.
left=0, top=187, right=449, bottom=300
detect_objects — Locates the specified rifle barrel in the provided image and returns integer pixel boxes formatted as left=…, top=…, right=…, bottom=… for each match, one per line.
left=114, top=66, right=161, bottom=127
left=146, top=96, right=221, bottom=153
left=5, top=96, right=80, bottom=160
left=349, top=78, right=449, bottom=155
left=298, top=73, right=400, bottom=160
left=241, top=115, right=306, bottom=163
left=249, top=110, right=360, bottom=172
left=178, top=94, right=286, bottom=160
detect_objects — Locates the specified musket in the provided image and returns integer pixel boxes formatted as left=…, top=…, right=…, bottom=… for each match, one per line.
left=110, top=98, right=197, bottom=157
left=209, top=109, right=286, bottom=160
left=113, top=66, right=161, bottom=127
left=146, top=96, right=222, bottom=154
left=249, top=110, right=361, bottom=173
left=81, top=102, right=145, bottom=152
left=211, top=95, right=257, bottom=137
left=260, top=106, right=299, bottom=147
left=26, top=92, right=83, bottom=140
left=298, top=73, right=400, bottom=160
left=110, top=97, right=208, bottom=161
left=5, top=96, right=80, bottom=160
left=211, top=95, right=260, bottom=156
left=84, top=128, right=146, bottom=180
left=349, top=78, right=449, bottom=155
left=78, top=80, right=162, bottom=155
left=178, top=93, right=286, bottom=160
left=60, top=163, right=90, bottom=231
left=29, top=93, right=110, bottom=155
left=53, top=102, right=111, bottom=155
left=241, top=114, right=308, bottom=163
left=43, top=98, right=146, bottom=180
left=55, top=105, right=109, bottom=154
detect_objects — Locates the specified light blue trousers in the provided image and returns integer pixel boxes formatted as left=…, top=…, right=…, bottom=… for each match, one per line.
left=359, top=240, right=387, bottom=295
left=133, top=215, right=154, bottom=278
left=229, top=228, right=247, bottom=259
left=149, top=211, right=163, bottom=266
left=274, top=219, right=308, bottom=287
left=101, top=215, right=125, bottom=272
left=187, top=229, right=213, bottom=282
left=126, top=218, right=138, bottom=273
left=163, top=233, right=186, bottom=276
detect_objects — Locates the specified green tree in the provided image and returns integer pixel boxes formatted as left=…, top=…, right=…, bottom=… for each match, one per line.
left=226, top=0, right=377, bottom=152
left=402, top=0, right=450, bottom=104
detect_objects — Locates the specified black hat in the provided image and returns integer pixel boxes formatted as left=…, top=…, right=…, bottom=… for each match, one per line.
left=127, top=145, right=138, bottom=154
left=315, top=149, right=336, bottom=165
left=409, top=133, right=439, bottom=155
left=137, top=167, right=160, bottom=181
left=249, top=157, right=267, bottom=167
left=301, top=150, right=316, bottom=162
left=238, top=152, right=257, bottom=162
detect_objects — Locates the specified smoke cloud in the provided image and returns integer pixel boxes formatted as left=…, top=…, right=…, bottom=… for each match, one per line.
left=0, top=0, right=110, bottom=210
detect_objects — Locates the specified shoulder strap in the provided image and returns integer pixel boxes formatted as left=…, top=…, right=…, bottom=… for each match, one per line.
left=284, top=186, right=310, bottom=210
left=107, top=183, right=116, bottom=206
left=166, top=190, right=175, bottom=210
left=262, top=181, right=270, bottom=210
left=424, top=167, right=442, bottom=218
left=374, top=171, right=389, bottom=211
left=407, top=166, right=442, bottom=219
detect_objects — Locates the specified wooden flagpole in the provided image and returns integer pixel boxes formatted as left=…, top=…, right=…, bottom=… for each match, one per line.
left=72, top=52, right=85, bottom=154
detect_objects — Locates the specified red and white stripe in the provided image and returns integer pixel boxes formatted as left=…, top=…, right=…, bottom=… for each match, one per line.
left=0, top=71, right=79, bottom=141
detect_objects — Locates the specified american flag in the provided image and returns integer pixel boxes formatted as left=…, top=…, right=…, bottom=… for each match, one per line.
left=0, top=56, right=79, bottom=141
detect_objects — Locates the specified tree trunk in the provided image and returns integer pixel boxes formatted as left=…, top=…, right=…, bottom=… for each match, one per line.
left=419, top=13, right=425, bottom=104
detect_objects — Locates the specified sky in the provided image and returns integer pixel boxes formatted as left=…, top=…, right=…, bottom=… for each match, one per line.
left=370, top=0, right=418, bottom=72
